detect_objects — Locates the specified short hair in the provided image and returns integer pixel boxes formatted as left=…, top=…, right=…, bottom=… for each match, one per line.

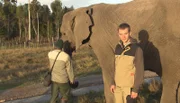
left=118, top=23, right=131, bottom=32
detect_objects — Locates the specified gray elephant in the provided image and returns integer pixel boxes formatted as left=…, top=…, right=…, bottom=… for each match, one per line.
left=60, top=0, right=180, bottom=103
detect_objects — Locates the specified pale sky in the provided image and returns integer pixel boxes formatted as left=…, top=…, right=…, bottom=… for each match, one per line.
left=17, top=0, right=132, bottom=8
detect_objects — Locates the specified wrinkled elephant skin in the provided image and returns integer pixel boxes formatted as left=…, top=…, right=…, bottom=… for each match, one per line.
left=61, top=0, right=180, bottom=103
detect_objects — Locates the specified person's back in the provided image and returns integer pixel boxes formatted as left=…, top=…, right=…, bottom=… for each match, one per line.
left=48, top=50, right=74, bottom=84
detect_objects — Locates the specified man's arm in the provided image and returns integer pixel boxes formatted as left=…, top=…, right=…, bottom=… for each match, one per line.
left=66, top=57, right=74, bottom=83
left=132, top=47, right=144, bottom=93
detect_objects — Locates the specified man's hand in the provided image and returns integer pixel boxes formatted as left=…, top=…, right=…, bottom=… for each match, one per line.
left=70, top=80, right=75, bottom=84
left=110, top=85, right=116, bottom=93
left=70, top=79, right=75, bottom=84
left=131, top=91, right=138, bottom=99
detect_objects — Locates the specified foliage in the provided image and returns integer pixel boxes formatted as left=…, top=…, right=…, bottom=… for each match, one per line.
left=50, top=0, right=63, bottom=39
left=0, top=0, right=74, bottom=42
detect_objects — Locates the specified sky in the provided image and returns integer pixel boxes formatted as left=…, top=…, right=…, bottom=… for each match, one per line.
left=17, top=0, right=132, bottom=9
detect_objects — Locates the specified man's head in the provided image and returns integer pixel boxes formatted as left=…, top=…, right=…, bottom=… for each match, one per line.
left=118, top=23, right=131, bottom=43
left=55, top=39, right=64, bottom=49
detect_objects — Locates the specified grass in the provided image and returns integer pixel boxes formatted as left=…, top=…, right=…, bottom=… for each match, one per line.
left=0, top=46, right=101, bottom=90
left=0, top=46, right=162, bottom=103
left=39, top=78, right=161, bottom=103
left=77, top=91, right=105, bottom=103
left=37, top=91, right=105, bottom=103
left=72, top=47, right=101, bottom=77
left=0, top=47, right=51, bottom=90
left=76, top=78, right=161, bottom=103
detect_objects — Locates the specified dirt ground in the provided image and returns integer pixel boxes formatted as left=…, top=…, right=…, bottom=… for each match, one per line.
left=0, top=71, right=158, bottom=103
left=0, top=75, right=103, bottom=102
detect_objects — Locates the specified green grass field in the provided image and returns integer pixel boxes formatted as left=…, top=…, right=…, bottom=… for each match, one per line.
left=0, top=46, right=101, bottom=90
left=0, top=46, right=162, bottom=103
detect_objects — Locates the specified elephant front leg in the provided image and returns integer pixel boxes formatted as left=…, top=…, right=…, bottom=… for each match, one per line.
left=101, top=68, right=115, bottom=103
left=160, top=81, right=180, bottom=103
left=90, top=39, right=116, bottom=103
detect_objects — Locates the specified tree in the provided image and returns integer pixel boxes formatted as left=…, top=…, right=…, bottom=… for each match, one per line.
left=28, top=0, right=31, bottom=41
left=0, top=2, right=6, bottom=37
left=2, top=0, right=17, bottom=4
left=16, top=5, right=23, bottom=40
left=30, top=0, right=41, bottom=42
left=51, top=0, right=63, bottom=39
left=39, top=5, right=51, bottom=42
left=0, top=0, right=70, bottom=43
left=63, top=6, right=74, bottom=14
left=22, top=4, right=29, bottom=41
left=2, top=1, right=17, bottom=39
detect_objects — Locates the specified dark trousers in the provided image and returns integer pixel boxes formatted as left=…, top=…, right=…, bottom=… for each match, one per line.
left=49, top=82, right=72, bottom=103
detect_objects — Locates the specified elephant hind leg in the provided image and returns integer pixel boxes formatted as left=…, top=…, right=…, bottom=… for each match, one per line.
left=176, top=81, right=180, bottom=103
left=161, top=82, right=179, bottom=103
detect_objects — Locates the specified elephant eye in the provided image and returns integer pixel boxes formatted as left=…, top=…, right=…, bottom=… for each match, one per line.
left=63, top=33, right=66, bottom=35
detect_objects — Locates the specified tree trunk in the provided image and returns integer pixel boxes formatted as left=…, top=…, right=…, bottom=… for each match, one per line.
left=28, top=0, right=31, bottom=41
left=37, top=12, right=39, bottom=43
left=8, top=15, right=10, bottom=37
left=56, top=20, right=60, bottom=40
left=18, top=19, right=22, bottom=41
left=47, top=20, right=50, bottom=42
left=52, top=37, right=54, bottom=48
left=32, top=20, right=37, bottom=39
left=24, top=26, right=27, bottom=41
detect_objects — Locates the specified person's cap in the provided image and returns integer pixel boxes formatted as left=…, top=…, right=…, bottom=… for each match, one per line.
left=55, top=39, right=63, bottom=49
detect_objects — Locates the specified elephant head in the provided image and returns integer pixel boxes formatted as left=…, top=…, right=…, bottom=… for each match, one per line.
left=61, top=7, right=93, bottom=50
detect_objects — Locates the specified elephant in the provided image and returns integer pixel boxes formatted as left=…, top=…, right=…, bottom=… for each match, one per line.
left=60, top=0, right=180, bottom=103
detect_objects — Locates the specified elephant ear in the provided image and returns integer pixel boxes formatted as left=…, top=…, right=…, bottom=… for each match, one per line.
left=72, top=8, right=93, bottom=49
